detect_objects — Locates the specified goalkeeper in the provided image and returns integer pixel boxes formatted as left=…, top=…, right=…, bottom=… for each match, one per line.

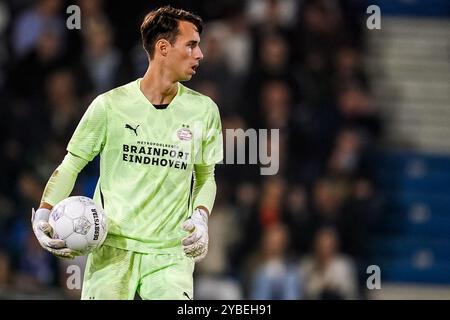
left=31, top=6, right=223, bottom=300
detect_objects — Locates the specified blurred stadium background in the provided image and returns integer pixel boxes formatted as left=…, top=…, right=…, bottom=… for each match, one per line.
left=0, top=0, right=449, bottom=299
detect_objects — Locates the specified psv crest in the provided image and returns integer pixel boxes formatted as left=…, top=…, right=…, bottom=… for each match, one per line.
left=177, top=125, right=192, bottom=141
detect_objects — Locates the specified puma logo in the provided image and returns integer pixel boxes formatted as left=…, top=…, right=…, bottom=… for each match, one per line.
left=125, top=124, right=139, bottom=136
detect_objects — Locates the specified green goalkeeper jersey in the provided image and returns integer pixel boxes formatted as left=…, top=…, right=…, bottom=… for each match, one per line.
left=67, top=79, right=223, bottom=254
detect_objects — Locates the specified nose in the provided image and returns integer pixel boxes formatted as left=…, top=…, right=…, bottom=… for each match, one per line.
left=196, top=47, right=204, bottom=61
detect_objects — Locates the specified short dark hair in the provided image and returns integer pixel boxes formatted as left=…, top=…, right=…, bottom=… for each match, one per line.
left=140, top=6, right=203, bottom=59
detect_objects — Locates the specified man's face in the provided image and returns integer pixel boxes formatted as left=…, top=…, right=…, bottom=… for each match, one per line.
left=166, top=21, right=203, bottom=81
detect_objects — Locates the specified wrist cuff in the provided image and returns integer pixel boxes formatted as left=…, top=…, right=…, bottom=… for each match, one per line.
left=33, top=208, right=51, bottom=223
left=194, top=208, right=208, bottom=223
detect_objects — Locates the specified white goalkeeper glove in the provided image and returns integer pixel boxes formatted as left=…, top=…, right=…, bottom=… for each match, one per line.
left=182, top=208, right=209, bottom=262
left=31, top=208, right=79, bottom=259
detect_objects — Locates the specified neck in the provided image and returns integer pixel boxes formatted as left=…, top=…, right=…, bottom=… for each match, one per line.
left=140, top=63, right=178, bottom=105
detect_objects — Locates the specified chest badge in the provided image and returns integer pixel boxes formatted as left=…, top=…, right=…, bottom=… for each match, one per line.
left=177, top=125, right=192, bottom=141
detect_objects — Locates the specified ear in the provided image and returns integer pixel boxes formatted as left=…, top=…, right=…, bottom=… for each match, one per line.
left=155, top=39, right=170, bottom=57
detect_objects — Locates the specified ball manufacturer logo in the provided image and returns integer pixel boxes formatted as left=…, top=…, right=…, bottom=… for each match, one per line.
left=91, top=208, right=100, bottom=240
left=177, top=128, right=192, bottom=141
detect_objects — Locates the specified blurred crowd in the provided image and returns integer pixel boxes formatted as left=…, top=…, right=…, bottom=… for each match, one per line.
left=0, top=0, right=385, bottom=299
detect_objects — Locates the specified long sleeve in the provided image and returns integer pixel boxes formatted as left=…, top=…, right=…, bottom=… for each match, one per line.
left=41, top=152, right=88, bottom=206
left=192, top=164, right=217, bottom=215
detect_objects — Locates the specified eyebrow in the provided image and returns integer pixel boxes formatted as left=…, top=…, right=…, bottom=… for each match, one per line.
left=186, top=40, right=200, bottom=45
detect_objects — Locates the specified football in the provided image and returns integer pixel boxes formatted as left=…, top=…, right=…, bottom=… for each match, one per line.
left=49, top=196, right=108, bottom=255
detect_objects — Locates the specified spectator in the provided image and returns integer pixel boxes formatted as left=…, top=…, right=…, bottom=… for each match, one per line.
left=0, top=251, right=11, bottom=292
left=300, top=227, right=358, bottom=299
left=0, top=2, right=10, bottom=90
left=65, top=0, right=109, bottom=59
left=220, top=11, right=253, bottom=78
left=259, top=81, right=292, bottom=174
left=44, top=69, right=82, bottom=143
left=76, top=18, right=127, bottom=96
left=241, top=32, right=299, bottom=128
left=282, top=184, right=312, bottom=255
left=9, top=26, right=66, bottom=101
left=249, top=223, right=302, bottom=300
left=334, top=46, right=369, bottom=91
left=189, top=27, right=234, bottom=114
left=327, top=127, right=364, bottom=176
left=309, top=175, right=366, bottom=256
left=336, top=85, right=381, bottom=140
left=13, top=231, right=57, bottom=293
left=12, top=0, right=64, bottom=58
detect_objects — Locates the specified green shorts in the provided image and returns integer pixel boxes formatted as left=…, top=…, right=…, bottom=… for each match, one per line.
left=81, top=245, right=195, bottom=300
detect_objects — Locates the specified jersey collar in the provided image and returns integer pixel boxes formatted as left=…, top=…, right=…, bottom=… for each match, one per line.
left=136, top=78, right=182, bottom=111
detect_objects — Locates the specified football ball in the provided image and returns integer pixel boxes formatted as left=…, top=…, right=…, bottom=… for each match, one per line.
left=49, top=196, right=108, bottom=255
